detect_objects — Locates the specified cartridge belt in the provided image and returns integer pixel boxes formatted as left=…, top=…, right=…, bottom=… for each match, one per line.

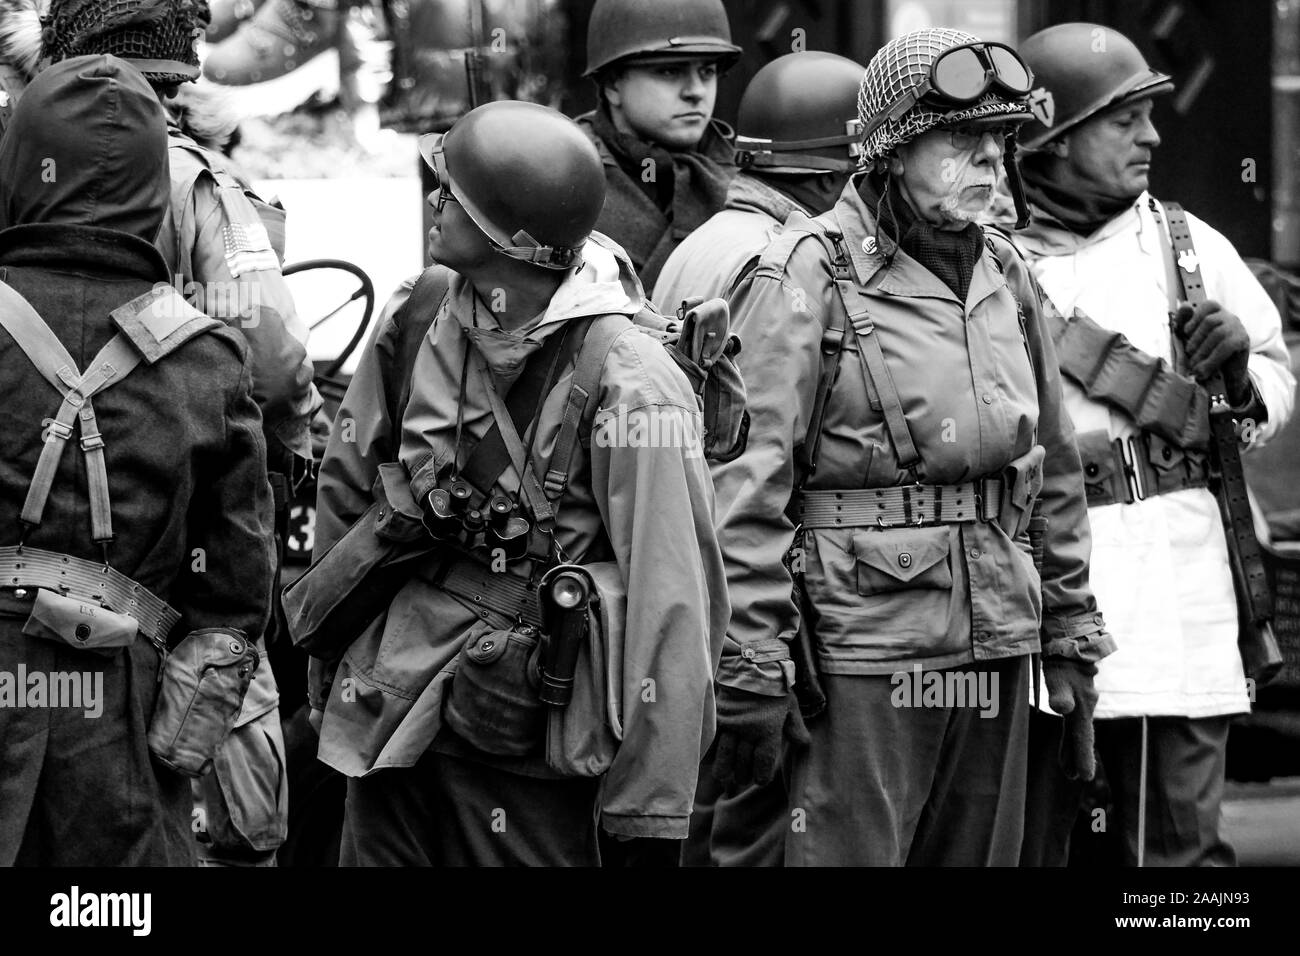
left=1079, top=429, right=1209, bottom=507
left=0, top=545, right=177, bottom=650
left=795, top=477, right=1006, bottom=530
left=436, top=555, right=544, bottom=629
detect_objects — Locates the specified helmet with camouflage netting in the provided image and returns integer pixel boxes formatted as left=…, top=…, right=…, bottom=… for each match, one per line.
left=857, top=27, right=1033, bottom=164
left=42, top=0, right=210, bottom=84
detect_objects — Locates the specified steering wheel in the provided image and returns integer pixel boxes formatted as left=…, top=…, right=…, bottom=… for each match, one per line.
left=282, top=258, right=376, bottom=381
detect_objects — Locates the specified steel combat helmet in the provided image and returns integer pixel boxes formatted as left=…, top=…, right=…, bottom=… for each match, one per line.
left=419, top=101, right=606, bottom=271
left=734, top=51, right=867, bottom=174
left=857, top=28, right=1034, bottom=164
left=42, top=0, right=209, bottom=84
left=1017, top=23, right=1174, bottom=150
left=584, top=0, right=740, bottom=77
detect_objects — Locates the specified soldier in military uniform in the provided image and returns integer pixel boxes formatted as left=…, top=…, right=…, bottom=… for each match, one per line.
left=38, top=0, right=319, bottom=480
left=1006, top=23, right=1295, bottom=868
left=655, top=50, right=867, bottom=868
left=575, top=0, right=742, bottom=291
left=710, top=29, right=1112, bottom=866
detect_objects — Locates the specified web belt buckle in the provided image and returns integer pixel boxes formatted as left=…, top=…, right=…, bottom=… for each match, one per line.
left=1120, top=436, right=1145, bottom=502
left=975, top=478, right=1001, bottom=524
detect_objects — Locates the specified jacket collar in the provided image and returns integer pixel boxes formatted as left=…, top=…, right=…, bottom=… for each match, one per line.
left=0, top=223, right=170, bottom=281
left=1015, top=190, right=1149, bottom=257
left=823, top=176, right=1007, bottom=312
left=724, top=173, right=806, bottom=222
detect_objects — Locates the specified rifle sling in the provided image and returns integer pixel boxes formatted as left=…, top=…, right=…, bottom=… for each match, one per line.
left=1156, top=200, right=1272, bottom=625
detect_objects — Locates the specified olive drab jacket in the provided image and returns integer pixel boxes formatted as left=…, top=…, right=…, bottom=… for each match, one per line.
left=653, top=172, right=806, bottom=310
left=156, top=123, right=318, bottom=465
left=309, top=234, right=729, bottom=838
left=713, top=177, right=1114, bottom=697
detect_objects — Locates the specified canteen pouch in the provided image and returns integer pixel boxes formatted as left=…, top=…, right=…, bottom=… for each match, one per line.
left=148, top=628, right=259, bottom=777
left=998, top=444, right=1046, bottom=539
left=194, top=650, right=288, bottom=853
left=443, top=621, right=546, bottom=756
left=21, top=588, right=139, bottom=655
left=667, top=297, right=748, bottom=463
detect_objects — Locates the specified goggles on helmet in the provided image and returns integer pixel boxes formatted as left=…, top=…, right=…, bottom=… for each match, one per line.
left=863, top=41, right=1034, bottom=143
left=419, top=131, right=584, bottom=270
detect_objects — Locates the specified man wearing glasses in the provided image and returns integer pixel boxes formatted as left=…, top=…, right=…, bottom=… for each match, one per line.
left=574, top=0, right=742, bottom=291
left=306, top=101, right=727, bottom=866
left=710, top=28, right=1111, bottom=865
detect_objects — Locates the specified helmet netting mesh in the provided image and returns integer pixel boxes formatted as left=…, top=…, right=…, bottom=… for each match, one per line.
left=857, top=27, right=1028, bottom=163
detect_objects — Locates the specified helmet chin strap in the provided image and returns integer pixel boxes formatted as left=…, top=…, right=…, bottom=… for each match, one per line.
left=1002, top=131, right=1032, bottom=229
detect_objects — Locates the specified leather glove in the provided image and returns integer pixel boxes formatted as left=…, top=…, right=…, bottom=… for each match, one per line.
left=712, top=684, right=810, bottom=795
left=1173, top=301, right=1252, bottom=404
left=1043, top=658, right=1099, bottom=781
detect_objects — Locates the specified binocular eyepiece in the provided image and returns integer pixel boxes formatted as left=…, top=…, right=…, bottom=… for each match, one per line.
left=421, top=479, right=535, bottom=563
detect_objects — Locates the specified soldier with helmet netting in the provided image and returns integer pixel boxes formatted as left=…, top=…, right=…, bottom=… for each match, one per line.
left=706, top=27, right=1113, bottom=865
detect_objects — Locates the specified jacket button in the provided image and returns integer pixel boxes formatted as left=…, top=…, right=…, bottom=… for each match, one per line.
left=981, top=393, right=993, bottom=405
left=481, top=639, right=495, bottom=652
left=968, top=548, right=981, bottom=560
left=862, top=237, right=878, bottom=255
left=741, top=646, right=756, bottom=660
left=1162, top=446, right=1173, bottom=460
left=898, top=552, right=912, bottom=569
left=975, top=631, right=988, bottom=642
left=1085, top=463, right=1099, bottom=477
left=74, top=623, right=91, bottom=642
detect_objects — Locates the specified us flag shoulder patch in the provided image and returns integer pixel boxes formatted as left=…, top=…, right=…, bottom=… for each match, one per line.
left=223, top=220, right=280, bottom=277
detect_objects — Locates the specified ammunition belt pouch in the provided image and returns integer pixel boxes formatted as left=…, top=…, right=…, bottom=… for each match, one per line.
left=0, top=545, right=179, bottom=651
left=1051, top=308, right=1210, bottom=450
left=436, top=556, right=544, bottom=629
left=1076, top=428, right=1209, bottom=508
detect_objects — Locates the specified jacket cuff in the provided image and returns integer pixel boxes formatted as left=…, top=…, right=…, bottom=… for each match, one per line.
left=1041, top=611, right=1116, bottom=663
left=601, top=813, right=688, bottom=840
left=715, top=637, right=794, bottom=697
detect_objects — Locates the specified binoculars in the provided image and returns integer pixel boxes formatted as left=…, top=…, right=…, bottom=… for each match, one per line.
left=422, top=478, right=534, bottom=563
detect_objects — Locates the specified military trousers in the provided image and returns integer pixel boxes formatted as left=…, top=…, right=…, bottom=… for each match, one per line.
left=1022, top=711, right=1236, bottom=867
left=681, top=739, right=791, bottom=867
left=785, top=656, right=1030, bottom=866
left=339, top=732, right=602, bottom=866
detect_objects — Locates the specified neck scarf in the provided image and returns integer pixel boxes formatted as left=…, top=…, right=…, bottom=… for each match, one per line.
left=863, top=172, right=984, bottom=302
left=1020, top=154, right=1137, bottom=236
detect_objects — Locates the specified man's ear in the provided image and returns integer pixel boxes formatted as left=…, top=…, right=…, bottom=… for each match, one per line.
left=599, top=69, right=624, bottom=110
left=1045, top=137, right=1068, bottom=159
left=884, top=150, right=904, bottom=177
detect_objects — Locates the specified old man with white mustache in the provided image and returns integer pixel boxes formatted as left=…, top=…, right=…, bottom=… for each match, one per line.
left=709, top=28, right=1111, bottom=866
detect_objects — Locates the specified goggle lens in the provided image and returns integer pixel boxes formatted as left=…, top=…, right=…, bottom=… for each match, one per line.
left=932, top=47, right=989, bottom=100
left=988, top=44, right=1032, bottom=93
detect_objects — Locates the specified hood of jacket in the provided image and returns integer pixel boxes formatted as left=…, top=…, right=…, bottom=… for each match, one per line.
left=0, top=53, right=168, bottom=239
left=1013, top=190, right=1149, bottom=259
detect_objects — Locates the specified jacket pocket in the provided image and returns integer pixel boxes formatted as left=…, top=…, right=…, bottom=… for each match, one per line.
left=805, top=524, right=966, bottom=663
left=442, top=621, right=546, bottom=757
left=852, top=528, right=953, bottom=595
